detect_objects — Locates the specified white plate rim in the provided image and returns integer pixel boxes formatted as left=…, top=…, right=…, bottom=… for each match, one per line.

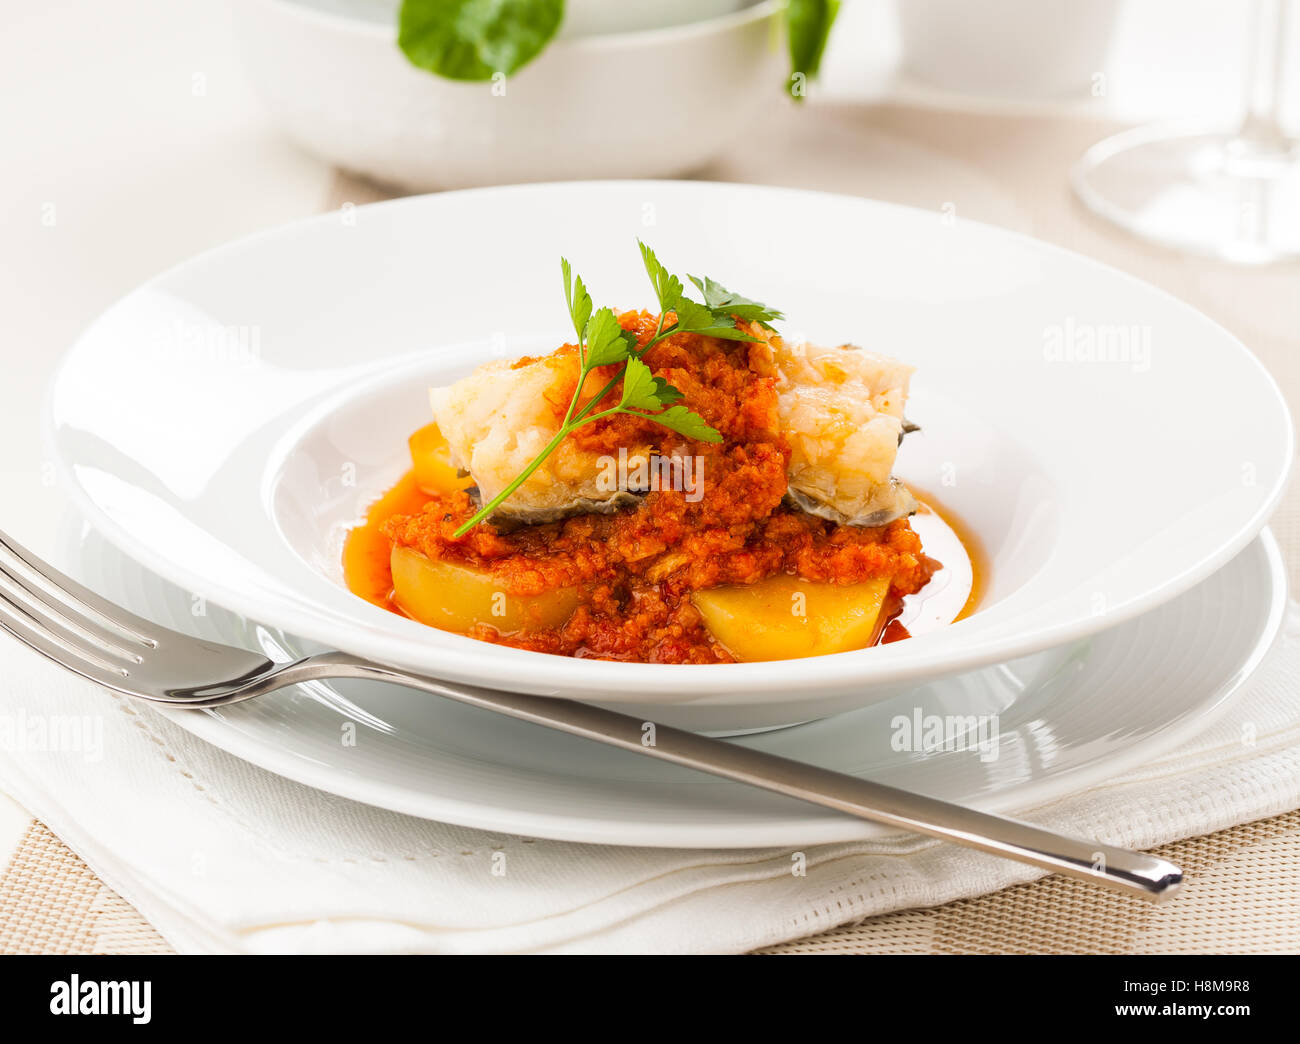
left=44, top=180, right=1295, bottom=706
left=128, top=530, right=1286, bottom=848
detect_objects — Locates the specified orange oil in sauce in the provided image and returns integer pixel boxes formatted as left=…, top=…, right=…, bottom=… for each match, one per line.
left=343, top=472, right=984, bottom=653
left=342, top=471, right=431, bottom=614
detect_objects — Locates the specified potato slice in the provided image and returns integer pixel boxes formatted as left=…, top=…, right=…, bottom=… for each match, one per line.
left=391, top=546, right=579, bottom=635
left=408, top=422, right=473, bottom=496
left=692, top=575, right=892, bottom=661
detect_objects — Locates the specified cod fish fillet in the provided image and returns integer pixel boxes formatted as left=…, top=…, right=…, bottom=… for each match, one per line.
left=429, top=333, right=916, bottom=526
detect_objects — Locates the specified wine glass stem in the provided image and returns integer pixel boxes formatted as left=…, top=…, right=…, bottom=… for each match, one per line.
left=1240, top=0, right=1293, bottom=145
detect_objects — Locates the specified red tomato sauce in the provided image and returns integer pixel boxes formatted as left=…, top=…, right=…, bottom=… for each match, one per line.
left=345, top=314, right=943, bottom=663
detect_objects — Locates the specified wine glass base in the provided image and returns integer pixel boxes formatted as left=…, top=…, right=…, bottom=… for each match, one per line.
left=1073, top=122, right=1300, bottom=264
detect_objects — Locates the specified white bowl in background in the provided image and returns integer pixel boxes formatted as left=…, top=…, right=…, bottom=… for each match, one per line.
left=234, top=0, right=782, bottom=191
left=297, top=0, right=753, bottom=38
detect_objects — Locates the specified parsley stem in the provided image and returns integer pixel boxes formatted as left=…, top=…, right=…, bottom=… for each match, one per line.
left=649, top=309, right=667, bottom=345
left=642, top=315, right=674, bottom=357
left=453, top=424, right=573, bottom=537
left=457, top=315, right=674, bottom=536
left=561, top=363, right=587, bottom=428
left=572, top=372, right=621, bottom=425
left=451, top=244, right=760, bottom=535
left=570, top=317, right=678, bottom=427
left=453, top=404, right=632, bottom=537
left=561, top=328, right=593, bottom=428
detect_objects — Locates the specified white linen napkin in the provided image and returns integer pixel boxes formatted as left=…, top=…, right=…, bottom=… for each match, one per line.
left=1, top=603, right=1299, bottom=955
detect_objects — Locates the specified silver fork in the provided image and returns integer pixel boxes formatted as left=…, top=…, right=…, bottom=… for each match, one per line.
left=0, top=527, right=1183, bottom=902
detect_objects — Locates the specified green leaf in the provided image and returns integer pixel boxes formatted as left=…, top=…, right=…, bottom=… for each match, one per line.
left=786, top=0, right=840, bottom=100
left=671, top=297, right=762, bottom=342
left=647, top=405, right=723, bottom=443
left=687, top=274, right=784, bottom=329
left=618, top=357, right=663, bottom=411
left=638, top=240, right=683, bottom=314
left=398, top=0, right=564, bottom=82
left=584, top=308, right=633, bottom=369
left=668, top=297, right=717, bottom=332
left=561, top=257, right=593, bottom=344
left=650, top=377, right=683, bottom=406
left=618, top=358, right=686, bottom=412
left=621, top=360, right=721, bottom=441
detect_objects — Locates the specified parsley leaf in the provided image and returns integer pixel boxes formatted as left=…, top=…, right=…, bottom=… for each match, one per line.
left=618, top=357, right=666, bottom=411
left=648, top=405, right=723, bottom=443
left=671, top=297, right=762, bottom=342
left=619, top=359, right=685, bottom=412
left=636, top=246, right=764, bottom=344
left=638, top=240, right=684, bottom=315
left=561, top=257, right=592, bottom=344
left=650, top=377, right=684, bottom=406
left=584, top=308, right=633, bottom=368
left=687, top=275, right=784, bottom=329
left=621, top=360, right=719, bottom=440
left=454, top=242, right=771, bottom=534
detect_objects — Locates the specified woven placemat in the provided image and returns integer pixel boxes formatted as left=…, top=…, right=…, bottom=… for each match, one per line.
left=5, top=808, right=1300, bottom=954
left=761, top=808, right=1300, bottom=954
left=0, top=821, right=170, bottom=955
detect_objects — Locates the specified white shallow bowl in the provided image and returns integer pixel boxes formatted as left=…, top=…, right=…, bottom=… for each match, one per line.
left=65, top=523, right=1287, bottom=847
left=234, top=0, right=783, bottom=190
left=46, top=181, right=1292, bottom=731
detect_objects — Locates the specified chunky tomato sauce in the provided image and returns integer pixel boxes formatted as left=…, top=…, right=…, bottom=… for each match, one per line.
left=345, top=313, right=941, bottom=663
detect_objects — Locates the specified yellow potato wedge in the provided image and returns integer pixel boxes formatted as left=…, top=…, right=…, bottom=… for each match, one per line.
left=692, top=575, right=892, bottom=661
left=408, top=422, right=473, bottom=496
left=391, top=546, right=579, bottom=635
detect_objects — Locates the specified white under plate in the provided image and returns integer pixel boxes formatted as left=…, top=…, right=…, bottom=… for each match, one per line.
left=65, top=523, right=1286, bottom=848
left=46, top=182, right=1293, bottom=730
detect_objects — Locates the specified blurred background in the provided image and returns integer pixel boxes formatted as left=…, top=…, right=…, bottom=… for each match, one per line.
left=3, top=0, right=1298, bottom=570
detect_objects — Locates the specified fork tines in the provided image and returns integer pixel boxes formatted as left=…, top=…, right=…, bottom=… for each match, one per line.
left=0, top=530, right=157, bottom=685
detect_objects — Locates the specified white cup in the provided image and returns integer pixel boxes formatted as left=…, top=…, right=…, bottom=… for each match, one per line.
left=898, top=0, right=1121, bottom=99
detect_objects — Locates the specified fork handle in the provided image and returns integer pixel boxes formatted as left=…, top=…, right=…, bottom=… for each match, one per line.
left=264, top=651, right=1183, bottom=903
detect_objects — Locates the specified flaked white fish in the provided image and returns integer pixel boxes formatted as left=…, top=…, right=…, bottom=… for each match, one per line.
left=772, top=338, right=917, bottom=526
left=430, top=331, right=917, bottom=526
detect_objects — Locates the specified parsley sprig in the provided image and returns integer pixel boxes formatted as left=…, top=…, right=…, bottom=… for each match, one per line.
left=453, top=242, right=782, bottom=536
